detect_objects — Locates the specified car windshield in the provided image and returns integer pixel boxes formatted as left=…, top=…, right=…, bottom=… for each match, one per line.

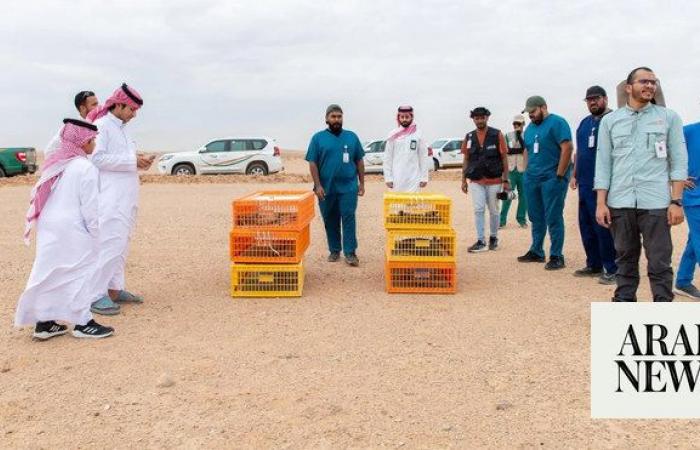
left=365, top=141, right=385, bottom=153
left=431, top=140, right=447, bottom=149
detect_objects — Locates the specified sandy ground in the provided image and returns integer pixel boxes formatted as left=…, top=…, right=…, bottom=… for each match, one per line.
left=1, top=153, right=699, bottom=448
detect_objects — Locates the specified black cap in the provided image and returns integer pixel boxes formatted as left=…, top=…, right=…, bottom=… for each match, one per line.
left=470, top=107, right=490, bottom=118
left=585, top=85, right=607, bottom=100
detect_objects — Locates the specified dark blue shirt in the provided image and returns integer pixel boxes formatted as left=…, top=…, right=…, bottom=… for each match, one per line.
left=524, top=113, right=572, bottom=181
left=575, top=113, right=609, bottom=188
left=305, top=129, right=364, bottom=194
left=683, top=122, right=700, bottom=207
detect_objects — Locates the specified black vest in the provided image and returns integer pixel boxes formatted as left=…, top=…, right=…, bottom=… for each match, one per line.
left=463, top=127, right=504, bottom=180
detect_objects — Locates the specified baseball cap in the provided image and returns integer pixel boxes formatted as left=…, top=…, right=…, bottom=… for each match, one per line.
left=584, top=85, right=607, bottom=100
left=512, top=114, right=526, bottom=124
left=522, top=96, right=546, bottom=113
left=326, top=104, right=343, bottom=116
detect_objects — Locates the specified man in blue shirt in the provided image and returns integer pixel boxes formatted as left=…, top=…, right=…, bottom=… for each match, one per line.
left=517, top=96, right=573, bottom=270
left=675, top=119, right=700, bottom=299
left=595, top=67, right=687, bottom=302
left=306, top=104, right=365, bottom=267
left=570, top=86, right=617, bottom=285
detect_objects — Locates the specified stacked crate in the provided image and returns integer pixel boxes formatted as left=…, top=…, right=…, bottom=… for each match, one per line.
left=384, top=193, right=456, bottom=294
left=230, top=191, right=315, bottom=297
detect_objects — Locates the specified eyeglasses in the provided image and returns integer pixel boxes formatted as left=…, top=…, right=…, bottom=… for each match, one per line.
left=634, top=79, right=657, bottom=86
left=585, top=96, right=602, bottom=102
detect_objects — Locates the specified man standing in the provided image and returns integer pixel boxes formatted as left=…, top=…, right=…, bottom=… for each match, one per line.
left=88, top=83, right=153, bottom=315
left=306, top=104, right=365, bottom=267
left=500, top=114, right=529, bottom=228
left=44, top=91, right=99, bottom=159
left=383, top=105, right=430, bottom=192
left=17, top=118, right=114, bottom=339
left=674, top=111, right=700, bottom=299
left=461, top=107, right=509, bottom=252
left=595, top=67, right=687, bottom=302
left=517, top=96, right=573, bottom=270
left=570, top=86, right=618, bottom=285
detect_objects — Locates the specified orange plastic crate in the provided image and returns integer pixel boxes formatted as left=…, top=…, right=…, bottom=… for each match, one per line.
left=385, top=261, right=456, bottom=294
left=232, top=190, right=315, bottom=230
left=230, top=226, right=310, bottom=263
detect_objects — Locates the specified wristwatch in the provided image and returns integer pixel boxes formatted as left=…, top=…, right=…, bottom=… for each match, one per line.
left=671, top=199, right=683, bottom=207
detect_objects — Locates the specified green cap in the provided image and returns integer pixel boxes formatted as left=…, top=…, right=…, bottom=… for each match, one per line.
left=522, top=95, right=546, bottom=113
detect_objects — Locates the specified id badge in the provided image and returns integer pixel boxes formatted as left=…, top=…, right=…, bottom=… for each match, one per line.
left=533, top=142, right=539, bottom=154
left=655, top=140, right=668, bottom=159
left=410, top=140, right=417, bottom=151
left=343, top=152, right=350, bottom=163
left=588, top=130, right=596, bottom=149
left=466, top=139, right=472, bottom=150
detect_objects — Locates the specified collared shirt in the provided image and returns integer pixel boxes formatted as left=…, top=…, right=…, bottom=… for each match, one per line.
left=594, top=103, right=687, bottom=209
left=305, top=129, right=364, bottom=194
left=683, top=122, right=700, bottom=207
left=504, top=130, right=526, bottom=172
left=523, top=113, right=572, bottom=181
left=575, top=112, right=609, bottom=187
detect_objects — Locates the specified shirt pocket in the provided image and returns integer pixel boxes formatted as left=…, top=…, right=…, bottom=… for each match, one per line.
left=611, top=127, right=632, bottom=154
left=642, top=124, right=667, bottom=154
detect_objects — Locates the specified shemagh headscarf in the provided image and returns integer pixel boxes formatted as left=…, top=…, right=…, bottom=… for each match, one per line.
left=86, top=83, right=143, bottom=122
left=24, top=119, right=98, bottom=244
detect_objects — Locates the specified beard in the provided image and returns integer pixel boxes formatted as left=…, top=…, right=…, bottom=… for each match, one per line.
left=326, top=121, right=343, bottom=133
left=399, top=120, right=413, bottom=128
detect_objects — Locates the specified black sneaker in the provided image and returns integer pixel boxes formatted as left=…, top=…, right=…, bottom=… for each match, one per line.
left=468, top=240, right=488, bottom=253
left=73, top=320, right=114, bottom=339
left=33, top=321, right=68, bottom=341
left=488, top=236, right=499, bottom=251
left=327, top=252, right=340, bottom=262
left=573, top=267, right=603, bottom=277
left=345, top=253, right=359, bottom=267
left=517, top=251, right=545, bottom=263
left=545, top=256, right=566, bottom=271
left=674, top=284, right=700, bottom=300
left=598, top=272, right=617, bottom=285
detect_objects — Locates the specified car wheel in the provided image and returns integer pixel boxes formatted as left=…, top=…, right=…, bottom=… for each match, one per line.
left=433, top=159, right=440, bottom=171
left=172, top=163, right=195, bottom=176
left=0, top=166, right=6, bottom=177
left=246, top=162, right=268, bottom=176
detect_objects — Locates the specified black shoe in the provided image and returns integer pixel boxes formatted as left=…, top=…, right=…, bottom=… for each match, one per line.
left=328, top=252, right=340, bottom=262
left=517, top=251, right=545, bottom=263
left=488, top=236, right=499, bottom=251
left=73, top=320, right=114, bottom=339
left=468, top=240, right=488, bottom=253
left=598, top=272, right=617, bottom=285
left=674, top=284, right=700, bottom=300
left=612, top=297, right=637, bottom=303
left=33, top=321, right=68, bottom=340
left=573, top=267, right=603, bottom=277
left=345, top=253, right=359, bottom=267
left=545, top=256, right=566, bottom=270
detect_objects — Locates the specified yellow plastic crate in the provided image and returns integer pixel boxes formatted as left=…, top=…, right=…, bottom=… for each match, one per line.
left=386, top=228, right=456, bottom=262
left=383, top=193, right=451, bottom=229
left=230, top=263, right=304, bottom=297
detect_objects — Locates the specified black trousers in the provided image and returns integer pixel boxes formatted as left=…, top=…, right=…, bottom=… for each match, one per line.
left=609, top=208, right=674, bottom=302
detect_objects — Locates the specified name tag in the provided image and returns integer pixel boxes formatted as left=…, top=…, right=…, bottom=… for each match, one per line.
left=655, top=141, right=668, bottom=159
left=343, top=152, right=350, bottom=163
left=466, top=139, right=472, bottom=150
left=533, top=142, right=539, bottom=154
left=410, top=140, right=417, bottom=150
left=588, top=134, right=596, bottom=149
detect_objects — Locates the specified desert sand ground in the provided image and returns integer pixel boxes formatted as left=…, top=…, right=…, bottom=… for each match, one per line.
left=1, top=152, right=699, bottom=449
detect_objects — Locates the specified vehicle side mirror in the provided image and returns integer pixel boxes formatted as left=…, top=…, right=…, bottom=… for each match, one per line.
left=198, top=148, right=206, bottom=153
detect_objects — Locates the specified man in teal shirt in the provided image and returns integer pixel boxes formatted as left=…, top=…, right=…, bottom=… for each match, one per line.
left=517, top=96, right=573, bottom=270
left=595, top=67, right=687, bottom=302
left=306, top=104, right=365, bottom=266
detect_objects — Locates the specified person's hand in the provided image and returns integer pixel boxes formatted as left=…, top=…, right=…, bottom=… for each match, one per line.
left=570, top=176, right=578, bottom=190
left=136, top=154, right=152, bottom=170
left=386, top=182, right=394, bottom=189
left=461, top=181, right=468, bottom=195
left=419, top=181, right=427, bottom=188
left=596, top=203, right=611, bottom=228
left=684, top=177, right=696, bottom=190
left=358, top=183, right=365, bottom=197
left=668, top=204, right=685, bottom=226
left=502, top=180, right=510, bottom=190
left=314, top=185, right=326, bottom=201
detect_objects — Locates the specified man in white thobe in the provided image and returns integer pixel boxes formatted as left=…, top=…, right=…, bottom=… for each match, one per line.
left=87, top=83, right=154, bottom=315
left=16, top=118, right=115, bottom=340
left=44, top=91, right=99, bottom=160
left=383, top=105, right=430, bottom=193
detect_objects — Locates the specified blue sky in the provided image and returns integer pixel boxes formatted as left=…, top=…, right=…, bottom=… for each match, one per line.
left=2, top=0, right=698, bottom=152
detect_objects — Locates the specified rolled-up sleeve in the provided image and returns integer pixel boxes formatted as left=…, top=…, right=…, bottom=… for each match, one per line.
left=594, top=115, right=613, bottom=191
left=667, top=111, right=688, bottom=181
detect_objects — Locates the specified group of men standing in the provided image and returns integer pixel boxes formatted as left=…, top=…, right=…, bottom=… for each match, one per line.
left=15, top=84, right=150, bottom=340
left=306, top=66, right=700, bottom=303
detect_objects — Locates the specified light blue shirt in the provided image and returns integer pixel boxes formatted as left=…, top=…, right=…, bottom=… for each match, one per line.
left=594, top=103, right=687, bottom=209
